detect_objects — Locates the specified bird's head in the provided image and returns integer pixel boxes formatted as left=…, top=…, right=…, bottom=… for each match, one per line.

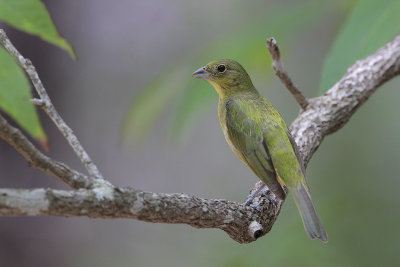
left=192, top=59, right=255, bottom=97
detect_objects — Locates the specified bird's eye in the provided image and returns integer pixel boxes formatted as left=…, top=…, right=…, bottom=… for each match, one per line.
left=217, top=65, right=226, bottom=73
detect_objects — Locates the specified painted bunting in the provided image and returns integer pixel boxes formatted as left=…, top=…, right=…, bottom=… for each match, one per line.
left=192, top=59, right=327, bottom=242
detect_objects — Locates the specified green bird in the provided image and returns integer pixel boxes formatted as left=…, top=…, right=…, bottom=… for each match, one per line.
left=192, top=59, right=327, bottom=242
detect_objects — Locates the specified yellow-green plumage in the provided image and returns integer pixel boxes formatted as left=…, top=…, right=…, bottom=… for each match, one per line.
left=192, top=59, right=327, bottom=242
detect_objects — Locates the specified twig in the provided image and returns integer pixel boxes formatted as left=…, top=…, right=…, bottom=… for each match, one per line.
left=0, top=114, right=94, bottom=189
left=267, top=37, right=309, bottom=109
left=0, top=29, right=104, bottom=180
left=31, top=98, right=45, bottom=107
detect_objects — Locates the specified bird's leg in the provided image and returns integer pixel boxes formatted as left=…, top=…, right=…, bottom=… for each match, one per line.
left=244, top=183, right=266, bottom=205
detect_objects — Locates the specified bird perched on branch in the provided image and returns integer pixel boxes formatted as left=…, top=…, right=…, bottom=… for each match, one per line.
left=192, top=59, right=327, bottom=242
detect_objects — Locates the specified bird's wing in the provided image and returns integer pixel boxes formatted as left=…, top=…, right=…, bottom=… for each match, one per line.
left=261, top=105, right=327, bottom=241
left=261, top=106, right=306, bottom=190
left=225, top=99, right=286, bottom=199
left=286, top=130, right=309, bottom=190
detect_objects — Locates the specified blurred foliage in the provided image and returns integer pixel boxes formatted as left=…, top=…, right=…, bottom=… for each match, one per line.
left=123, top=0, right=400, bottom=144
left=0, top=0, right=74, bottom=144
left=320, top=0, right=400, bottom=92
left=122, top=0, right=337, bottom=144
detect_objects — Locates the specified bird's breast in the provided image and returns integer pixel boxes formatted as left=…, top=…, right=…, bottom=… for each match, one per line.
left=218, top=99, right=229, bottom=140
left=218, top=99, right=242, bottom=156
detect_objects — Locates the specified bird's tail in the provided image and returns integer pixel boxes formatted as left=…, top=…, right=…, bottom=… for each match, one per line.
left=290, top=182, right=328, bottom=243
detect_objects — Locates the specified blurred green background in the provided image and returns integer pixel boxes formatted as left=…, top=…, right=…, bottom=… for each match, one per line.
left=1, top=0, right=400, bottom=266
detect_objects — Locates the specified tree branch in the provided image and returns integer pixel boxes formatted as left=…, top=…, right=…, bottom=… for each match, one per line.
left=0, top=29, right=104, bottom=180
left=290, top=34, right=400, bottom=167
left=267, top=37, right=309, bottom=109
left=0, top=30, right=399, bottom=243
left=0, top=187, right=281, bottom=243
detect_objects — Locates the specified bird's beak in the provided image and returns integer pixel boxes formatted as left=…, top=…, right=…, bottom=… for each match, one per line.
left=192, top=66, right=210, bottom=80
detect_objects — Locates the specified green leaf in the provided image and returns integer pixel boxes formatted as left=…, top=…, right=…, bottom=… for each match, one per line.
left=0, top=0, right=75, bottom=58
left=0, top=46, right=47, bottom=142
left=320, top=0, right=400, bottom=93
left=0, top=0, right=74, bottom=147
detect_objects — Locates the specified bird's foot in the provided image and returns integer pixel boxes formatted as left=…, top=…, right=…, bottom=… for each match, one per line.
left=243, top=183, right=266, bottom=206
left=259, top=186, right=274, bottom=201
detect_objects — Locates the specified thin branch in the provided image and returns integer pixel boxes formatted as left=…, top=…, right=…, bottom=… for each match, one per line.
left=0, top=114, right=94, bottom=189
left=267, top=37, right=309, bottom=109
left=0, top=29, right=104, bottom=180
left=0, top=31, right=400, bottom=244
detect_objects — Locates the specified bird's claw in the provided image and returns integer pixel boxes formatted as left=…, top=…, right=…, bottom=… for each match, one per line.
left=243, top=183, right=266, bottom=206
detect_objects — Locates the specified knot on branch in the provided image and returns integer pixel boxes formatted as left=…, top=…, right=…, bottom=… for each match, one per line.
left=248, top=221, right=263, bottom=239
